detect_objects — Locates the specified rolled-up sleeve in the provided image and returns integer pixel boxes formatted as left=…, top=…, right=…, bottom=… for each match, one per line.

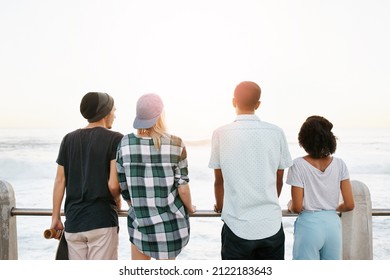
left=116, top=142, right=131, bottom=201
left=176, top=146, right=189, bottom=186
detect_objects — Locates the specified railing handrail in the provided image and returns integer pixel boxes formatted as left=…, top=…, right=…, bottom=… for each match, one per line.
left=10, top=207, right=390, bottom=217
left=0, top=180, right=377, bottom=259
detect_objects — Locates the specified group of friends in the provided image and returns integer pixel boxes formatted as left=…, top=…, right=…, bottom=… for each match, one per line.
left=49, top=81, right=355, bottom=260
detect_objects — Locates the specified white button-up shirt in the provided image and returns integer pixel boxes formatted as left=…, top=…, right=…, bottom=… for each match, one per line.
left=209, top=114, right=292, bottom=240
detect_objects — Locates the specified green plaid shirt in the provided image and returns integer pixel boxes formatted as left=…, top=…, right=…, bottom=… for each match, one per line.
left=116, top=133, right=190, bottom=259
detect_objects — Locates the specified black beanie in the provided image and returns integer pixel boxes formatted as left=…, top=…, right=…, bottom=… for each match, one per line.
left=80, top=92, right=114, bottom=122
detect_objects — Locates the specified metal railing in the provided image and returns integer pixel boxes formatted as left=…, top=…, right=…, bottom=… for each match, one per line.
left=0, top=180, right=386, bottom=260
left=10, top=208, right=390, bottom=217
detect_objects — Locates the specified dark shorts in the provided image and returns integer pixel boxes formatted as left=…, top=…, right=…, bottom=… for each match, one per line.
left=221, top=223, right=285, bottom=260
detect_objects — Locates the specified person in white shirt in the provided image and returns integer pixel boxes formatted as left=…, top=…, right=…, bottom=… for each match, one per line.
left=209, top=81, right=292, bottom=260
left=287, top=115, right=355, bottom=260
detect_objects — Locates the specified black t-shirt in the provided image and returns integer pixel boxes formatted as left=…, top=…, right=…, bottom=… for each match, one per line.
left=57, top=127, right=123, bottom=233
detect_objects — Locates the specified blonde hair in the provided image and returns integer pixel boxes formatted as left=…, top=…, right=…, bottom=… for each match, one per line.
left=138, top=113, right=167, bottom=150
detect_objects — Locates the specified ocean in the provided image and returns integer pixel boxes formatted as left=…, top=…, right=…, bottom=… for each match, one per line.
left=0, top=127, right=389, bottom=260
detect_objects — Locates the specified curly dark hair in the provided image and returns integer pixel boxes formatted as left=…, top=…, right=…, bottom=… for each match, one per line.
left=298, top=115, right=337, bottom=159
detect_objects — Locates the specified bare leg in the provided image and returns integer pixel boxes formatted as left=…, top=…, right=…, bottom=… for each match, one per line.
left=130, top=243, right=176, bottom=260
left=131, top=243, right=151, bottom=260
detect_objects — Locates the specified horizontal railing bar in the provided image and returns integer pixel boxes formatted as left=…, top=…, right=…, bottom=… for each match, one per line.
left=371, top=209, right=390, bottom=216
left=10, top=208, right=390, bottom=217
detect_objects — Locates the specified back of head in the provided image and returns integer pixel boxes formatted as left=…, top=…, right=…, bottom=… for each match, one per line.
left=234, top=81, right=261, bottom=111
left=133, top=93, right=164, bottom=129
left=133, top=93, right=167, bottom=150
left=80, top=92, right=114, bottom=123
left=298, top=115, right=337, bottom=158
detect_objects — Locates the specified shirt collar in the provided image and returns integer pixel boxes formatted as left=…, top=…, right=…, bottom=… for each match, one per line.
left=234, top=114, right=261, bottom=122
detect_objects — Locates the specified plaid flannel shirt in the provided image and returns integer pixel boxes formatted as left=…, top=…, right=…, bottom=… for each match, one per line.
left=116, top=133, right=190, bottom=259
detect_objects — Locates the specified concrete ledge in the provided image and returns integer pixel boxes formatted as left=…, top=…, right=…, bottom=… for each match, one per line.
left=0, top=180, right=18, bottom=260
left=341, top=180, right=373, bottom=260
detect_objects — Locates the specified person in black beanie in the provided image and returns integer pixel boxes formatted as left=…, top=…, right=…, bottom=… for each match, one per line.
left=50, top=92, right=123, bottom=260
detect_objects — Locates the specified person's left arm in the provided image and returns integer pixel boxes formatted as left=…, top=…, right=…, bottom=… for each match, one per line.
left=288, top=186, right=304, bottom=214
left=213, top=169, right=224, bottom=213
left=51, top=165, right=66, bottom=230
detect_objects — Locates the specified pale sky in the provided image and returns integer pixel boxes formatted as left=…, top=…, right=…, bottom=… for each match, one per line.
left=1, top=0, right=389, bottom=140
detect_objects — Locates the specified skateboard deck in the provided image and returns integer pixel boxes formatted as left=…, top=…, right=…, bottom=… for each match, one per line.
left=55, top=232, right=69, bottom=260
left=44, top=229, right=69, bottom=260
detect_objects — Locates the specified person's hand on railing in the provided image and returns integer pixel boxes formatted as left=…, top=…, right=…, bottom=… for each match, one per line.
left=287, top=200, right=294, bottom=213
left=188, top=205, right=197, bottom=215
left=214, top=204, right=222, bottom=214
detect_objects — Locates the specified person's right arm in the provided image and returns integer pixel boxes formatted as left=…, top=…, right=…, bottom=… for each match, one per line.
left=337, top=179, right=355, bottom=212
left=276, top=169, right=284, bottom=197
left=108, top=159, right=121, bottom=210
left=51, top=164, right=66, bottom=230
left=178, top=184, right=196, bottom=214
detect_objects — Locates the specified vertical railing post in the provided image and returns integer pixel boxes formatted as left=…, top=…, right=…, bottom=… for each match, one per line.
left=341, top=180, right=373, bottom=260
left=0, top=180, right=18, bottom=260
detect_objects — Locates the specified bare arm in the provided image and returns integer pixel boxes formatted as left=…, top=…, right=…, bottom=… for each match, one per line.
left=276, top=169, right=284, bottom=197
left=337, top=179, right=355, bottom=212
left=213, top=169, right=224, bottom=213
left=288, top=186, right=304, bottom=214
left=178, top=184, right=196, bottom=214
left=51, top=165, right=66, bottom=230
left=108, top=159, right=121, bottom=210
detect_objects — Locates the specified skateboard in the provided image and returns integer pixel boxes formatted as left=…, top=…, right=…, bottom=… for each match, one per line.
left=44, top=229, right=69, bottom=260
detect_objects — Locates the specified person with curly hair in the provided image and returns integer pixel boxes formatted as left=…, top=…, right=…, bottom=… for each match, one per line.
left=287, top=115, right=355, bottom=260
